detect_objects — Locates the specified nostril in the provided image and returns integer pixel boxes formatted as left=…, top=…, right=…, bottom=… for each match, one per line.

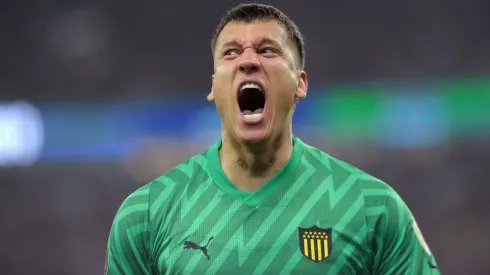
left=240, top=64, right=259, bottom=73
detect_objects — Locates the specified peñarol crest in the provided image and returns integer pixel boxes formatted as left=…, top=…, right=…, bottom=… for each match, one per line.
left=298, top=226, right=332, bottom=263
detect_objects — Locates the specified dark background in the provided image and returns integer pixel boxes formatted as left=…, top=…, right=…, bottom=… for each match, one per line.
left=0, top=0, right=489, bottom=274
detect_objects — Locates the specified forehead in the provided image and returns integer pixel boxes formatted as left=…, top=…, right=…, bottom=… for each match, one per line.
left=216, top=20, right=290, bottom=48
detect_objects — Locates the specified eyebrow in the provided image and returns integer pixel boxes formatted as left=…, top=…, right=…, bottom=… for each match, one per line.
left=220, top=37, right=281, bottom=50
left=221, top=40, right=242, bottom=50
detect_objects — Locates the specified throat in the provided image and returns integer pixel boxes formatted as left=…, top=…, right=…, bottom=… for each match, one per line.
left=233, top=156, right=279, bottom=192
left=231, top=153, right=282, bottom=192
left=236, top=156, right=276, bottom=176
left=219, top=136, right=294, bottom=192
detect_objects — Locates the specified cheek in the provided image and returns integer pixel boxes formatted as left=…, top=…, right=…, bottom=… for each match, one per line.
left=269, top=61, right=296, bottom=85
left=213, top=81, right=235, bottom=116
left=214, top=66, right=236, bottom=100
left=214, top=64, right=233, bottom=81
left=213, top=82, right=233, bottom=104
left=272, top=67, right=297, bottom=103
left=213, top=96, right=230, bottom=123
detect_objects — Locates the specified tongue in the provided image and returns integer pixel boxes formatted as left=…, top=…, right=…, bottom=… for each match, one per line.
left=242, top=108, right=264, bottom=115
left=253, top=108, right=264, bottom=114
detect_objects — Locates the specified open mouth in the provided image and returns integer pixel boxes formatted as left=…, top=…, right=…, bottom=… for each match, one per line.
left=238, top=83, right=265, bottom=120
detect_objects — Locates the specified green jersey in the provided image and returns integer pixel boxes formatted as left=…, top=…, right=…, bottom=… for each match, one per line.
left=106, top=138, right=439, bottom=274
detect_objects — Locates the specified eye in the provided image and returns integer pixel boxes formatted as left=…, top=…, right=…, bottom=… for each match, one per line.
left=259, top=47, right=278, bottom=55
left=224, top=49, right=240, bottom=56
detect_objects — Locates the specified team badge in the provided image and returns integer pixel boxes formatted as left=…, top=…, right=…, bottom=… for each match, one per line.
left=298, top=226, right=332, bottom=263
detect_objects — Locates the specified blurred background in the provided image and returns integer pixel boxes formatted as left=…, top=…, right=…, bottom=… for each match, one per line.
left=0, top=0, right=489, bottom=274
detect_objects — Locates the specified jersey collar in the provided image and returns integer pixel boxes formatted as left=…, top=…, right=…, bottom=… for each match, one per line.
left=207, top=137, right=304, bottom=206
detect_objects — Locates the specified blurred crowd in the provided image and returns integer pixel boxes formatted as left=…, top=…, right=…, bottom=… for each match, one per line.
left=1, top=0, right=489, bottom=101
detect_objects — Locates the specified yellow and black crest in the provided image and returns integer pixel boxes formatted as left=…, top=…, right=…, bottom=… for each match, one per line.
left=298, top=226, right=332, bottom=263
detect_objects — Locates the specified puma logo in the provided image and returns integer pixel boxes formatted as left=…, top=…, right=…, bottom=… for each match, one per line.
left=183, top=237, right=214, bottom=260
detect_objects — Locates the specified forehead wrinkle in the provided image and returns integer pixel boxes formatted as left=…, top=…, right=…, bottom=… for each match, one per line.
left=214, top=21, right=300, bottom=69
left=220, top=36, right=281, bottom=50
left=217, top=21, right=286, bottom=45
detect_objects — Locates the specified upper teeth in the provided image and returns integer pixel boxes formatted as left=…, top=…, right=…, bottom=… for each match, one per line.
left=240, top=83, right=261, bottom=92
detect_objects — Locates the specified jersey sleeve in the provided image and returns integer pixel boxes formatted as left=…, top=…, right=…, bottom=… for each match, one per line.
left=372, top=190, right=440, bottom=275
left=106, top=184, right=153, bottom=275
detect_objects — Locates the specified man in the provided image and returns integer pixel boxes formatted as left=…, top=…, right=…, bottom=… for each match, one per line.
left=106, top=3, right=439, bottom=274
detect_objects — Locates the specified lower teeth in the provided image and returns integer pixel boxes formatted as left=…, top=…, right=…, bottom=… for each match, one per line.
left=244, top=113, right=263, bottom=120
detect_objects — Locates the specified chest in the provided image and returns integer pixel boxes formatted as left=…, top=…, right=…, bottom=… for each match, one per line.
left=152, top=200, right=372, bottom=275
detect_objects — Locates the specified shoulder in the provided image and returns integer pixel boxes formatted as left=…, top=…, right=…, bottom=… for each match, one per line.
left=115, top=148, right=212, bottom=220
left=300, top=141, right=406, bottom=213
left=113, top=183, right=152, bottom=223
left=148, top=151, right=210, bottom=195
left=300, top=140, right=366, bottom=180
left=300, top=141, right=370, bottom=187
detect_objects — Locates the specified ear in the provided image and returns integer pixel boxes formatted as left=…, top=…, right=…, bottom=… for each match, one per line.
left=207, top=75, right=215, bottom=102
left=295, top=71, right=308, bottom=99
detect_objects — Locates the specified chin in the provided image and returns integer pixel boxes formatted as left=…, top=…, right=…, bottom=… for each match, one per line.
left=235, top=127, right=272, bottom=146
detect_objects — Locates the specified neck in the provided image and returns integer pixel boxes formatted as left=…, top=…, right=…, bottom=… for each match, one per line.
left=219, top=131, right=294, bottom=192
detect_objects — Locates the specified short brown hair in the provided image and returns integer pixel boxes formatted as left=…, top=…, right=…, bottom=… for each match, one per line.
left=211, top=3, right=306, bottom=69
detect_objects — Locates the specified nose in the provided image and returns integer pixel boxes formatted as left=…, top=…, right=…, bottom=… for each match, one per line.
left=238, top=49, right=260, bottom=74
